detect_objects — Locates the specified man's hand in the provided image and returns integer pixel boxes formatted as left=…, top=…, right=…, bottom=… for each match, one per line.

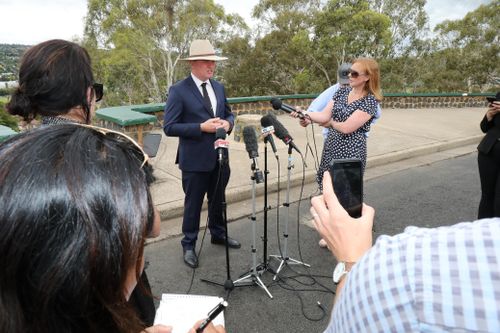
left=217, top=119, right=231, bottom=132
left=310, top=172, right=374, bottom=263
left=200, top=118, right=221, bottom=133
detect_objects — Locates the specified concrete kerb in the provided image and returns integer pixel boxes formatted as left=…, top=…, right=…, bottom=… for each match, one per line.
left=366, top=135, right=483, bottom=168
left=156, top=135, right=482, bottom=222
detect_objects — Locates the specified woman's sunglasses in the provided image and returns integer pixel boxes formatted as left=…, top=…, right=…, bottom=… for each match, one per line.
left=348, top=70, right=367, bottom=79
left=92, top=83, right=104, bottom=102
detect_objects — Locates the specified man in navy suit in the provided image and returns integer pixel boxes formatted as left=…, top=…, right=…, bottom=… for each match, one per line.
left=163, top=39, right=240, bottom=268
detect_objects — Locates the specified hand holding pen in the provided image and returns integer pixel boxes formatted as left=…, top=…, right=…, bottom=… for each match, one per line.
left=190, top=301, right=228, bottom=333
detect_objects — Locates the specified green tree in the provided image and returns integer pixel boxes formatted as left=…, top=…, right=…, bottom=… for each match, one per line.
left=369, top=0, right=428, bottom=56
left=433, top=0, right=499, bottom=92
left=312, top=0, right=392, bottom=83
left=0, top=100, right=19, bottom=131
left=84, top=0, right=248, bottom=104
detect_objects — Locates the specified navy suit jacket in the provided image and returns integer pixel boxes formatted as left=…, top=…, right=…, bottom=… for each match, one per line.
left=163, top=76, right=234, bottom=172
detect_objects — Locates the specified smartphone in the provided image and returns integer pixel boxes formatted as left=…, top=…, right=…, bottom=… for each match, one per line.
left=142, top=133, right=162, bottom=157
left=329, top=159, right=363, bottom=218
left=486, top=97, right=497, bottom=104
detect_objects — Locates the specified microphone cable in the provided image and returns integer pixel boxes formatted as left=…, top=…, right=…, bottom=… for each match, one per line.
left=303, top=115, right=321, bottom=176
left=272, top=148, right=339, bottom=323
left=185, top=147, right=226, bottom=296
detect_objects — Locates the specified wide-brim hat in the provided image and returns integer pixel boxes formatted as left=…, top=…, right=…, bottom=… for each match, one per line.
left=181, top=39, right=227, bottom=61
left=338, top=63, right=352, bottom=85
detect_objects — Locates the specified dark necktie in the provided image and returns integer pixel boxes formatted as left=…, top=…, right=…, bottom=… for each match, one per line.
left=201, top=82, right=213, bottom=113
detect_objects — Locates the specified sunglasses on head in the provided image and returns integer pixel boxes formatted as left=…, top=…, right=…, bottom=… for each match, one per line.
left=348, top=70, right=367, bottom=79
left=77, top=124, right=149, bottom=168
left=92, top=83, right=104, bottom=102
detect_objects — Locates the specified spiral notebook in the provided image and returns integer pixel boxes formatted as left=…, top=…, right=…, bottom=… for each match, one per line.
left=154, top=293, right=225, bottom=332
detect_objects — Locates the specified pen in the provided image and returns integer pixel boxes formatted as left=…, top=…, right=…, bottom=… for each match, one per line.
left=195, top=300, right=228, bottom=333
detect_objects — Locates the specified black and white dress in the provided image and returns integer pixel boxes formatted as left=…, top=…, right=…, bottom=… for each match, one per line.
left=317, top=87, right=378, bottom=189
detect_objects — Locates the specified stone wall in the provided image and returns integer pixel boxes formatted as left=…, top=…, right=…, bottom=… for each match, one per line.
left=229, top=95, right=490, bottom=116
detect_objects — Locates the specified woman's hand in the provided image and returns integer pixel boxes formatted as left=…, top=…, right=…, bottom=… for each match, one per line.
left=486, top=102, right=500, bottom=121
left=299, top=116, right=311, bottom=127
left=290, top=107, right=306, bottom=120
left=144, top=324, right=173, bottom=333
left=310, top=172, right=374, bottom=263
left=188, top=320, right=226, bottom=333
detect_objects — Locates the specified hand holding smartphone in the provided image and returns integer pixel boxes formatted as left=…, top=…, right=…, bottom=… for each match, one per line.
left=329, top=159, right=363, bottom=218
left=486, top=97, right=497, bottom=104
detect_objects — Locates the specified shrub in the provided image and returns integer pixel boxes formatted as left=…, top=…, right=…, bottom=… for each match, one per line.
left=0, top=100, right=19, bottom=131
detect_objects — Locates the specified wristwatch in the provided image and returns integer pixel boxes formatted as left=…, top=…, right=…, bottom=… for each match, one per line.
left=333, top=261, right=355, bottom=284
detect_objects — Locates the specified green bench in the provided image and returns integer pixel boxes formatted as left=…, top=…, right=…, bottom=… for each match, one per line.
left=0, top=125, right=17, bottom=142
left=95, top=106, right=158, bottom=145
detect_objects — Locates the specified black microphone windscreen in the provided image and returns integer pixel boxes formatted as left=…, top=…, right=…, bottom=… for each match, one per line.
left=261, top=115, right=273, bottom=127
left=267, top=113, right=290, bottom=140
left=242, top=126, right=259, bottom=158
left=216, top=127, right=226, bottom=140
left=270, top=98, right=282, bottom=110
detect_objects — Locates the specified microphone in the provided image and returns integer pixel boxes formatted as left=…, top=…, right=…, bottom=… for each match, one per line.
left=242, top=126, right=264, bottom=183
left=260, top=115, right=278, bottom=157
left=267, top=113, right=302, bottom=154
left=214, top=128, right=229, bottom=162
left=270, top=98, right=305, bottom=119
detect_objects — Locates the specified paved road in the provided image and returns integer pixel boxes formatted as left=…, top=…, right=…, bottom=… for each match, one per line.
left=145, top=152, right=481, bottom=333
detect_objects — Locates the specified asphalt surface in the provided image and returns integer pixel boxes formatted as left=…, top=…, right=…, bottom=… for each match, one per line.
left=144, top=152, right=481, bottom=333
left=149, top=107, right=484, bottom=231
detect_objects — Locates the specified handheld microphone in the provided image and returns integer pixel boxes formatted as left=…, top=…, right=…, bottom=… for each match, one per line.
left=270, top=98, right=305, bottom=119
left=242, top=126, right=264, bottom=183
left=214, top=128, right=229, bottom=162
left=267, top=113, right=302, bottom=154
left=260, top=115, right=279, bottom=157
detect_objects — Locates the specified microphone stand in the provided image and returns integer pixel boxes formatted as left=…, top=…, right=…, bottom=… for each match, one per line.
left=270, top=145, right=309, bottom=280
left=262, top=137, right=271, bottom=268
left=201, top=153, right=234, bottom=297
left=233, top=159, right=273, bottom=298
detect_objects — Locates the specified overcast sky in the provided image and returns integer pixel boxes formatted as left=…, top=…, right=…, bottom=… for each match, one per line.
left=0, top=0, right=493, bottom=45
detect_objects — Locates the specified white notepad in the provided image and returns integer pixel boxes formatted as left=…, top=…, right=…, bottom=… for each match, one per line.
left=154, top=293, right=225, bottom=333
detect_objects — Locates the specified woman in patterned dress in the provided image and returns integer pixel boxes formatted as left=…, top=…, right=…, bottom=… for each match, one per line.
left=293, top=58, right=382, bottom=190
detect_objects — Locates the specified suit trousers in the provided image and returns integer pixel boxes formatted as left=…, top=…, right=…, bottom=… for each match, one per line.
left=478, top=141, right=500, bottom=218
left=181, top=160, right=230, bottom=250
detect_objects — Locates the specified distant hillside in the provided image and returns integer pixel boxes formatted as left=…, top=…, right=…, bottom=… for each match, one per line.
left=0, top=44, right=30, bottom=81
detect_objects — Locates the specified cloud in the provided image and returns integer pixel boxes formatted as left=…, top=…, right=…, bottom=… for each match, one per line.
left=425, top=0, right=492, bottom=29
left=0, top=0, right=87, bottom=45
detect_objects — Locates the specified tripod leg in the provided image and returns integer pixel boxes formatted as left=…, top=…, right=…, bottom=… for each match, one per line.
left=254, top=275, right=273, bottom=299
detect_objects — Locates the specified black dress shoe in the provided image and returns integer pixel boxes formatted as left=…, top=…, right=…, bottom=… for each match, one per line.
left=211, top=236, right=241, bottom=249
left=183, top=249, right=198, bottom=268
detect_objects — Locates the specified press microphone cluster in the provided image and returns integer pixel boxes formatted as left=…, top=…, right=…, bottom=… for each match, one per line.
left=242, top=126, right=264, bottom=183
left=270, top=98, right=305, bottom=119
left=214, top=128, right=229, bottom=162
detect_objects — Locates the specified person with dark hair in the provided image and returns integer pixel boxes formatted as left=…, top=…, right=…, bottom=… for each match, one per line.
left=7, top=39, right=100, bottom=125
left=5, top=39, right=158, bottom=327
left=310, top=171, right=500, bottom=333
left=0, top=125, right=225, bottom=333
left=477, top=92, right=500, bottom=218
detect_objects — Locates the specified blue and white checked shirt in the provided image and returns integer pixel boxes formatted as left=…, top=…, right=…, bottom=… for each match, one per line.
left=325, top=218, right=500, bottom=332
